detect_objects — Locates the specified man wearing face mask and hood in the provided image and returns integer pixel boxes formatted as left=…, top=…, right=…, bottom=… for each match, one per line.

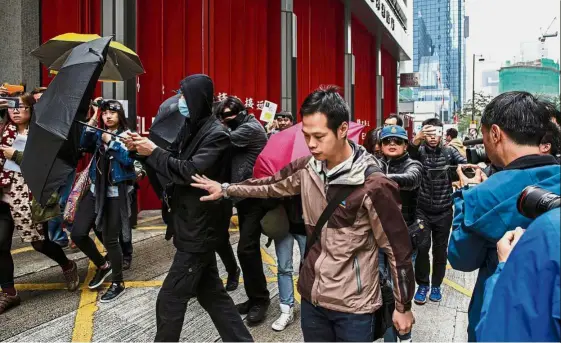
left=215, top=96, right=271, bottom=324
left=125, top=75, right=253, bottom=342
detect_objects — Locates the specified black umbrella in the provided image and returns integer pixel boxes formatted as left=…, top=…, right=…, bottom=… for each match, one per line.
left=144, top=94, right=184, bottom=198
left=22, top=37, right=111, bottom=206
left=149, top=94, right=183, bottom=147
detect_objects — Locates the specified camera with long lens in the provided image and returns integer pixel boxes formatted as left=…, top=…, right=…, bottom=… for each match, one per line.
left=517, top=185, right=560, bottom=219
left=463, top=138, right=490, bottom=164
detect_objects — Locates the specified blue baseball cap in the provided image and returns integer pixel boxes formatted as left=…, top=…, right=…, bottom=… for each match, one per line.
left=380, top=125, right=408, bottom=141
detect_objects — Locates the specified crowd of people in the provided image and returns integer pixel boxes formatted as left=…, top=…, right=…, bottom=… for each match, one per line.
left=0, top=78, right=559, bottom=342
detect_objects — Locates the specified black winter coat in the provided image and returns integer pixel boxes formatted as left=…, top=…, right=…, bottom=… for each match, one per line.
left=145, top=74, right=231, bottom=253
left=382, top=153, right=423, bottom=226
left=408, top=143, right=467, bottom=213
left=229, top=115, right=268, bottom=184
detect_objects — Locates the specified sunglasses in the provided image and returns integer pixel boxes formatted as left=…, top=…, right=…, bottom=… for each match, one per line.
left=382, top=137, right=406, bottom=146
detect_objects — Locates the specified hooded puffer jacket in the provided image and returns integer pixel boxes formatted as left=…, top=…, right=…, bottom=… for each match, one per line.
left=409, top=143, right=466, bottom=213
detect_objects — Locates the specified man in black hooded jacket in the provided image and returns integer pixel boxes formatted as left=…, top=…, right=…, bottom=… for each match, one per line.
left=215, top=96, right=271, bottom=324
left=126, top=74, right=253, bottom=342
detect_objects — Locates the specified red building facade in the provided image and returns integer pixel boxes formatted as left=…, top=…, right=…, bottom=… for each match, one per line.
left=40, top=0, right=412, bottom=210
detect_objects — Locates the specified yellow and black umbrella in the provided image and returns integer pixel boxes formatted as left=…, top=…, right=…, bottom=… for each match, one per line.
left=30, top=33, right=144, bottom=82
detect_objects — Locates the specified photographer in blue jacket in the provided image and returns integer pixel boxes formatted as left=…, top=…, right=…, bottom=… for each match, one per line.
left=476, top=204, right=560, bottom=342
left=448, top=91, right=561, bottom=341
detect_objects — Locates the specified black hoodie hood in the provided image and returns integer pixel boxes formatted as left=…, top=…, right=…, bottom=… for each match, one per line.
left=180, top=74, right=214, bottom=130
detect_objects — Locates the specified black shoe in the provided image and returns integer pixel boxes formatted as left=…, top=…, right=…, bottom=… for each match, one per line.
left=225, top=267, right=240, bottom=291
left=100, top=282, right=126, bottom=303
left=88, top=266, right=112, bottom=289
left=247, top=299, right=270, bottom=325
left=123, top=259, right=132, bottom=271
left=236, top=300, right=251, bottom=315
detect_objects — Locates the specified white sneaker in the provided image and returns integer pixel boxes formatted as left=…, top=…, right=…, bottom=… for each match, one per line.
left=271, top=304, right=294, bottom=331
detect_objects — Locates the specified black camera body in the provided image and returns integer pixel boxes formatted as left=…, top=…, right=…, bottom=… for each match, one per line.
left=466, top=146, right=489, bottom=164
left=463, top=138, right=490, bottom=164
left=517, top=186, right=560, bottom=219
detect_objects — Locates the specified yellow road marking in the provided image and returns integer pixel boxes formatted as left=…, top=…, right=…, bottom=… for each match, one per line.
left=136, top=215, right=162, bottom=225
left=260, top=248, right=278, bottom=274
left=15, top=277, right=280, bottom=292
left=443, top=278, right=473, bottom=297
left=15, top=283, right=68, bottom=291
left=72, top=238, right=105, bottom=342
left=11, top=246, right=34, bottom=255
left=136, top=225, right=166, bottom=230
left=293, top=278, right=301, bottom=303
left=72, top=261, right=98, bottom=343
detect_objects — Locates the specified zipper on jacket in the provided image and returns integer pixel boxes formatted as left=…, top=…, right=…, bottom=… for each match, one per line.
left=353, top=255, right=363, bottom=294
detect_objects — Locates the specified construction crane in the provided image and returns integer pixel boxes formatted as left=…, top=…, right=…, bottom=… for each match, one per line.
left=539, top=17, right=558, bottom=42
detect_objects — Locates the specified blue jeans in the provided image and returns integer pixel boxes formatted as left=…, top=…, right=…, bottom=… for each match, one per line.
left=47, top=170, right=76, bottom=246
left=301, top=299, right=375, bottom=342
left=274, top=233, right=306, bottom=306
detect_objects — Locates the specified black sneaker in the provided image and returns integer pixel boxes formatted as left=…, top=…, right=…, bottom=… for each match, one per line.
left=88, top=266, right=112, bottom=289
left=100, top=282, right=126, bottom=303
left=225, top=267, right=240, bottom=291
left=247, top=299, right=270, bottom=325
left=236, top=300, right=251, bottom=315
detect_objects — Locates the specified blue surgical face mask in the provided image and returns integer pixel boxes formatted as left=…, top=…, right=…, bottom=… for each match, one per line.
left=178, top=98, right=190, bottom=118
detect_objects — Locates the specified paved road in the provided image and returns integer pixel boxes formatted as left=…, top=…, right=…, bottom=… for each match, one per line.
left=2, top=211, right=475, bottom=342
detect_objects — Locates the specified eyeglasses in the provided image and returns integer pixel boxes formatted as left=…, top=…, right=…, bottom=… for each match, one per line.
left=382, top=137, right=405, bottom=146
left=8, top=106, right=30, bottom=111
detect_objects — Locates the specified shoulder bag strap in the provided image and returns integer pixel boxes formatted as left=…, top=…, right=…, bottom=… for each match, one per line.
left=303, top=165, right=379, bottom=259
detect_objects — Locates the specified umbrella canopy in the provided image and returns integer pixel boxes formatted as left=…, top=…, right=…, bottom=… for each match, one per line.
left=253, top=122, right=364, bottom=178
left=145, top=94, right=184, bottom=198
left=31, top=33, right=144, bottom=82
left=149, top=94, right=184, bottom=147
left=21, top=36, right=111, bottom=206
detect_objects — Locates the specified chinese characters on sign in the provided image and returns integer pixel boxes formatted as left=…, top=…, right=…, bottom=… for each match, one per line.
left=215, top=91, right=267, bottom=111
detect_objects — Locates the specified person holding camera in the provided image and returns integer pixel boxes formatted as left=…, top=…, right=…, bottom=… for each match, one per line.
left=476, top=196, right=560, bottom=342
left=448, top=91, right=561, bottom=341
left=408, top=118, right=466, bottom=305
left=71, top=99, right=136, bottom=303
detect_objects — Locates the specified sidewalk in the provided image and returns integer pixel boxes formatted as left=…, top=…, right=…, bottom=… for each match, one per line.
left=3, top=210, right=474, bottom=342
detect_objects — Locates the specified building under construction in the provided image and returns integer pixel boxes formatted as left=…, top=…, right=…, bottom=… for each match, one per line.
left=499, top=58, right=560, bottom=98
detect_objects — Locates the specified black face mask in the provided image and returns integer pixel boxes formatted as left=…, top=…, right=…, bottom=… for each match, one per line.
left=224, top=111, right=247, bottom=130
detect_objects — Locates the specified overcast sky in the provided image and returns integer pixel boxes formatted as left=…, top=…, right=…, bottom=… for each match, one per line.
left=466, top=0, right=560, bottom=95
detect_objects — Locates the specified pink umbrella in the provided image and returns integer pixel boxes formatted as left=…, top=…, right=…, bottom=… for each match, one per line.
left=253, top=122, right=364, bottom=178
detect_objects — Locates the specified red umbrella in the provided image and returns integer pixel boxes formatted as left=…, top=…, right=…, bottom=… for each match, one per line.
left=253, top=122, right=364, bottom=178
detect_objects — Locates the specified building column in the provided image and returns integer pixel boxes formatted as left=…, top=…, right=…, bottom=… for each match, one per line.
left=375, top=34, right=384, bottom=127
left=281, top=0, right=297, bottom=116
left=0, top=0, right=40, bottom=90
left=101, top=0, right=137, bottom=129
left=343, top=0, right=355, bottom=120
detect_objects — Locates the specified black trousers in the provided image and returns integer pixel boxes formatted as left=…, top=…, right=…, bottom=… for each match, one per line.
left=0, top=212, right=69, bottom=290
left=72, top=192, right=124, bottom=282
left=215, top=200, right=238, bottom=275
left=236, top=198, right=270, bottom=304
left=414, top=208, right=453, bottom=287
left=93, top=229, right=133, bottom=262
left=155, top=250, right=253, bottom=342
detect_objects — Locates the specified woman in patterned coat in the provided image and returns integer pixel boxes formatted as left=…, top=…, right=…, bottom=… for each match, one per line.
left=0, top=93, right=79, bottom=315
